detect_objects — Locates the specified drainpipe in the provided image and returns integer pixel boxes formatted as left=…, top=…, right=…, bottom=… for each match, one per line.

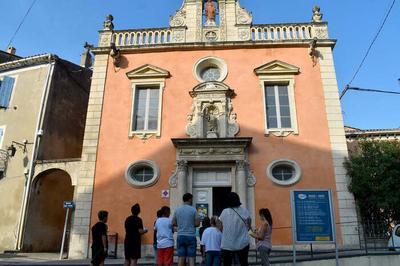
left=15, top=56, right=56, bottom=250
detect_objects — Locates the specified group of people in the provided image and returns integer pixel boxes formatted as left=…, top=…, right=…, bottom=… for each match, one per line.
left=90, top=192, right=273, bottom=266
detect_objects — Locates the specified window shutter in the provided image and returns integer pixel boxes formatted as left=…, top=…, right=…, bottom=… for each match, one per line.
left=0, top=76, right=15, bottom=108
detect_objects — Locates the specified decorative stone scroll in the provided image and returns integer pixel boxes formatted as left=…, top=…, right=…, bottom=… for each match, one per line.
left=170, top=9, right=187, bottom=27
left=236, top=6, right=252, bottom=25
left=186, top=82, right=239, bottom=138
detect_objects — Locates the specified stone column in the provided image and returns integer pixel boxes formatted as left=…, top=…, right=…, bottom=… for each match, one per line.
left=176, top=160, right=188, bottom=204
left=236, top=160, right=247, bottom=209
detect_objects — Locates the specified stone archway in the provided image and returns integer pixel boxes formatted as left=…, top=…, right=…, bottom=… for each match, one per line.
left=23, top=169, right=74, bottom=252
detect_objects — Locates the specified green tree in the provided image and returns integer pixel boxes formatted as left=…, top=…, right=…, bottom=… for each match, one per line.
left=345, top=141, right=400, bottom=227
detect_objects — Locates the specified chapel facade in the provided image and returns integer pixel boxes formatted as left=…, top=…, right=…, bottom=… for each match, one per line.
left=68, top=0, right=359, bottom=258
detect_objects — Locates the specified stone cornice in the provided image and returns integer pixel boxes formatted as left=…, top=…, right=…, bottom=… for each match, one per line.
left=92, top=39, right=337, bottom=55
left=172, top=137, right=252, bottom=148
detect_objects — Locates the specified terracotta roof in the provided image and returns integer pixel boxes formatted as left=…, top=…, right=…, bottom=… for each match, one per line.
left=0, top=50, right=21, bottom=64
left=345, top=126, right=400, bottom=138
left=0, top=54, right=58, bottom=72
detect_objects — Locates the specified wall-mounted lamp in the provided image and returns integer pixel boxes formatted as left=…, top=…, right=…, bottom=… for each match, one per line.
left=7, top=140, right=29, bottom=158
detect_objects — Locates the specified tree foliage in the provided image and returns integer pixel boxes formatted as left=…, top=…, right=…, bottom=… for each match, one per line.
left=345, top=141, right=400, bottom=226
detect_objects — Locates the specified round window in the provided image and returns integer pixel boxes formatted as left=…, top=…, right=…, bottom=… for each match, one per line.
left=201, top=67, right=221, bottom=82
left=193, top=56, right=228, bottom=82
left=267, top=159, right=301, bottom=186
left=125, top=160, right=160, bottom=188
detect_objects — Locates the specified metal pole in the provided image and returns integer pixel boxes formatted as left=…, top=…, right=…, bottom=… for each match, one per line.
left=59, top=208, right=70, bottom=260
left=335, top=241, right=339, bottom=266
left=310, top=243, right=314, bottom=259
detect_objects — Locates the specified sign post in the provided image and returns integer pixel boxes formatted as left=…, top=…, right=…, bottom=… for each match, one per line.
left=290, top=190, right=338, bottom=266
left=60, top=201, right=74, bottom=260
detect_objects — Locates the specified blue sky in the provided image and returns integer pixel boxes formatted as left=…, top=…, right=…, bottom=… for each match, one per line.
left=1, top=0, right=399, bottom=129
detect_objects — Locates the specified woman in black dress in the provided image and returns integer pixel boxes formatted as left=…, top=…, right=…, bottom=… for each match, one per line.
left=124, top=204, right=148, bottom=266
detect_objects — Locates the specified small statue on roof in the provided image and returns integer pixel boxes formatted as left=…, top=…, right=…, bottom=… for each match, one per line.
left=103, top=14, right=114, bottom=30
left=312, top=6, right=323, bottom=22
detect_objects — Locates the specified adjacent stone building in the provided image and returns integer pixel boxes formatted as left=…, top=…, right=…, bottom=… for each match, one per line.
left=0, top=54, right=92, bottom=252
left=345, top=126, right=400, bottom=154
left=69, top=0, right=359, bottom=258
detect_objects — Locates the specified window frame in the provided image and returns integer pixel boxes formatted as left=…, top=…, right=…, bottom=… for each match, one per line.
left=0, top=125, right=5, bottom=149
left=267, top=159, right=302, bottom=186
left=259, top=76, right=299, bottom=136
left=0, top=75, right=17, bottom=109
left=129, top=79, right=165, bottom=139
left=125, top=160, right=160, bottom=188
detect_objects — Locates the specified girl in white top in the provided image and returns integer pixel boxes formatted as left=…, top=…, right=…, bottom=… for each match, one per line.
left=250, top=208, right=273, bottom=266
left=201, top=216, right=223, bottom=266
left=155, top=206, right=174, bottom=266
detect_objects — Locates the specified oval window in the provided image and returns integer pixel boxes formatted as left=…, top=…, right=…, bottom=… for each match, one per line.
left=267, top=159, right=301, bottom=186
left=125, top=160, right=160, bottom=188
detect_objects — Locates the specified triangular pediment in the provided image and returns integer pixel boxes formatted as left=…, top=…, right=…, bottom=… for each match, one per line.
left=254, top=60, right=300, bottom=75
left=126, top=64, right=170, bottom=79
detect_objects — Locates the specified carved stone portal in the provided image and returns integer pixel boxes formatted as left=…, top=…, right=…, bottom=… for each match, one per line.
left=186, top=81, right=239, bottom=138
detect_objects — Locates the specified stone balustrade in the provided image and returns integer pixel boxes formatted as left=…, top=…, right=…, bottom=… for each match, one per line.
left=113, top=28, right=173, bottom=46
left=99, top=22, right=328, bottom=48
left=251, top=23, right=315, bottom=41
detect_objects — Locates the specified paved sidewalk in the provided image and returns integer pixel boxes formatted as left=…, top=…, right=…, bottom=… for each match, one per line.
left=0, top=253, right=158, bottom=266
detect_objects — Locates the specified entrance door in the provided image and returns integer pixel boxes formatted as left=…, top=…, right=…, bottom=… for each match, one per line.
left=213, top=187, right=231, bottom=216
left=193, top=168, right=232, bottom=218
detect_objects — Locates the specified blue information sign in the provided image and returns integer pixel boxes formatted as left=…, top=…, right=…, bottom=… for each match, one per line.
left=63, top=201, right=75, bottom=209
left=291, top=190, right=335, bottom=243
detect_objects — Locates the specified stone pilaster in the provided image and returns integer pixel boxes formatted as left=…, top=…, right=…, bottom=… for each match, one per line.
left=236, top=160, right=247, bottom=209
left=68, top=54, right=109, bottom=259
left=176, top=160, right=188, bottom=202
left=318, top=46, right=359, bottom=246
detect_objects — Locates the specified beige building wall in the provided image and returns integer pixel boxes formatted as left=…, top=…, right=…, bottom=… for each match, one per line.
left=0, top=64, right=50, bottom=252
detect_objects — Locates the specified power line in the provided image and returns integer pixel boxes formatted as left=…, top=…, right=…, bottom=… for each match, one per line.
left=5, top=0, right=38, bottom=50
left=348, top=0, right=397, bottom=86
left=340, top=85, right=400, bottom=99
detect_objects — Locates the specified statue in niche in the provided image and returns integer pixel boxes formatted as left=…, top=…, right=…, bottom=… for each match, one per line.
left=204, top=105, right=219, bottom=138
left=205, top=0, right=217, bottom=26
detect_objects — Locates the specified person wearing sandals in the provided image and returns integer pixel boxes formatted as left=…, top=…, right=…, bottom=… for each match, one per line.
left=219, top=192, right=251, bottom=266
left=250, top=208, right=273, bottom=266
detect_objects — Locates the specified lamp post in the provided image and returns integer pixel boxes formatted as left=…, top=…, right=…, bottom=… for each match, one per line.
left=6, top=140, right=28, bottom=157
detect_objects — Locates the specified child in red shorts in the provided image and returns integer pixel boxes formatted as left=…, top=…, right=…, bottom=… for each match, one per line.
left=155, top=206, right=174, bottom=266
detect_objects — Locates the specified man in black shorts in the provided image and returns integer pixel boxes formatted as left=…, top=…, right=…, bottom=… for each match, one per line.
left=91, top=210, right=109, bottom=266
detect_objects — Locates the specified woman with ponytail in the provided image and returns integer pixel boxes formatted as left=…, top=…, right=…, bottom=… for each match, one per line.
left=249, top=208, right=273, bottom=266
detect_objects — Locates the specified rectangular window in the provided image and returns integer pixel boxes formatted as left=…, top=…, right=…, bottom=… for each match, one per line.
left=132, top=86, right=160, bottom=132
left=0, top=76, right=15, bottom=108
left=265, top=84, right=292, bottom=129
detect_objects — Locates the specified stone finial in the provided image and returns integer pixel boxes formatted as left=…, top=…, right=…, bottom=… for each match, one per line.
left=312, top=6, right=323, bottom=22
left=103, top=14, right=114, bottom=30
left=80, top=42, right=94, bottom=68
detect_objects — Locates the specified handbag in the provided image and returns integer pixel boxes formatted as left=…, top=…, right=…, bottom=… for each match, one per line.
left=231, top=207, right=252, bottom=231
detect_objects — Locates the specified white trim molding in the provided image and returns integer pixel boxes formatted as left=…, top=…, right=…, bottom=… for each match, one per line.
left=125, top=160, right=160, bottom=188
left=267, top=159, right=302, bottom=186
left=255, top=60, right=300, bottom=137
left=126, top=64, right=170, bottom=140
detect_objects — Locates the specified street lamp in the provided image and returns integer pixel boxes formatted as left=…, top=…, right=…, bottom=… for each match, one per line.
left=7, top=145, right=16, bottom=157
left=6, top=140, right=28, bottom=158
